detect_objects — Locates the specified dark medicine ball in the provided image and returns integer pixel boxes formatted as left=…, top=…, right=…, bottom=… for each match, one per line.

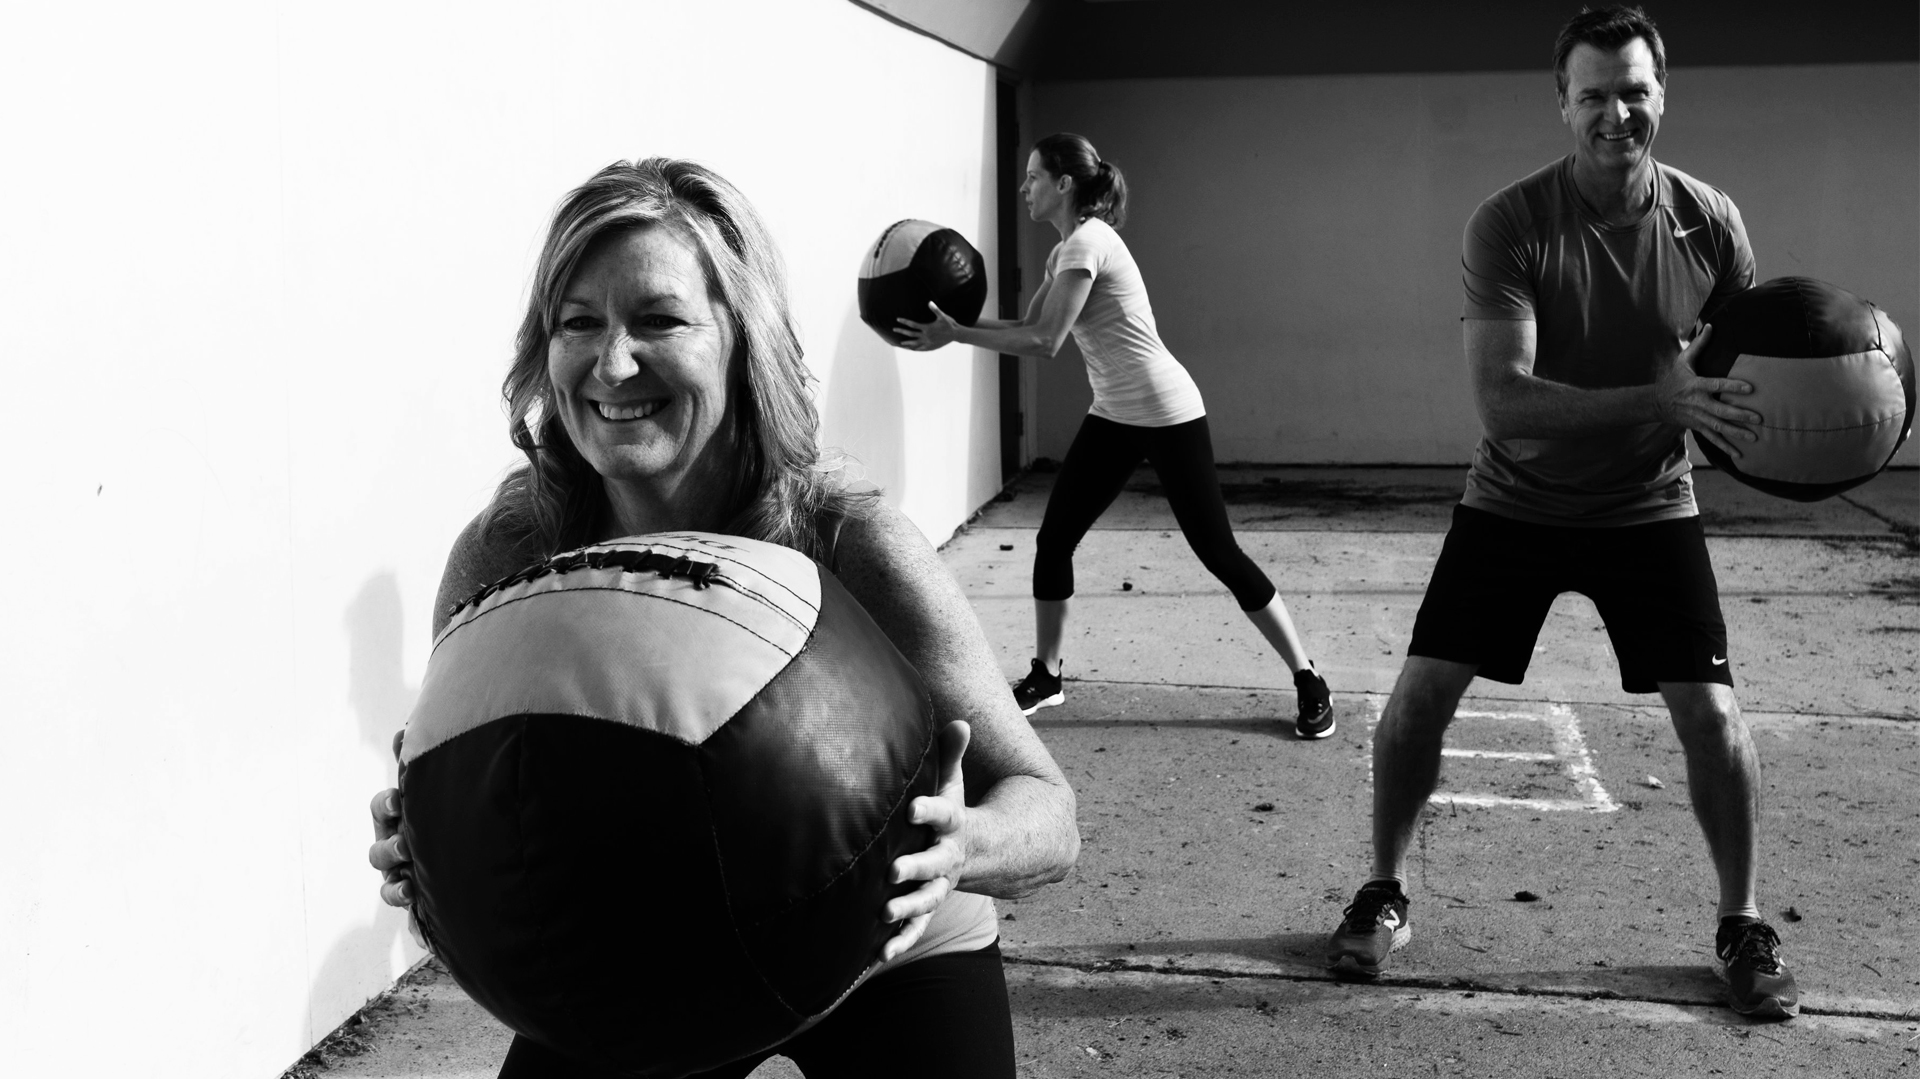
left=400, top=533, right=937, bottom=1077
left=857, top=219, right=988, bottom=345
left=1696, top=277, right=1914, bottom=501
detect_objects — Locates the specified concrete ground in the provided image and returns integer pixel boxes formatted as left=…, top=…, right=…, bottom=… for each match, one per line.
left=295, top=466, right=1919, bottom=1079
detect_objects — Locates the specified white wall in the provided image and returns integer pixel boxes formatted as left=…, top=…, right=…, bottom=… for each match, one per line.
left=0, top=2, right=1002, bottom=1076
left=1029, top=63, right=1919, bottom=465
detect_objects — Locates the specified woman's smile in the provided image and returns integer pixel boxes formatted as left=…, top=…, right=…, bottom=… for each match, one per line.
left=593, top=397, right=670, bottom=422
left=548, top=222, right=737, bottom=513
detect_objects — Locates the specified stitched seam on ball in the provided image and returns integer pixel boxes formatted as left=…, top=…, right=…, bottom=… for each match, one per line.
left=434, top=586, right=801, bottom=659
left=866, top=219, right=910, bottom=273
left=1753, top=416, right=1904, bottom=433
left=444, top=541, right=820, bottom=640
left=451, top=568, right=813, bottom=643
left=694, top=554, right=820, bottom=614
left=701, top=572, right=817, bottom=631
left=636, top=539, right=819, bottom=615
left=697, top=724, right=809, bottom=1021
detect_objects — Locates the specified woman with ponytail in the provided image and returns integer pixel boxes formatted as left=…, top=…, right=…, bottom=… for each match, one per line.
left=898, top=133, right=1336, bottom=740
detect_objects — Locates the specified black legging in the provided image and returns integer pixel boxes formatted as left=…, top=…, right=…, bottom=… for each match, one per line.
left=1035, top=414, right=1275, bottom=611
left=495, top=941, right=1015, bottom=1078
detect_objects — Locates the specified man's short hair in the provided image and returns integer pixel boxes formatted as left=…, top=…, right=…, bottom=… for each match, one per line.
left=1553, top=5, right=1668, bottom=97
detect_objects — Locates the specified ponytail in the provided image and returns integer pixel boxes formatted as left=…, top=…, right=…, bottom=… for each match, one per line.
left=1083, top=159, right=1128, bottom=227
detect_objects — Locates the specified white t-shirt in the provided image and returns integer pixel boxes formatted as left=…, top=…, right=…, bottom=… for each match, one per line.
left=1047, top=217, right=1205, bottom=427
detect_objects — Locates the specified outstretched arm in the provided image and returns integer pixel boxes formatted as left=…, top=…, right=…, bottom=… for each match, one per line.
left=894, top=269, right=1092, bottom=358
left=1466, top=318, right=1761, bottom=458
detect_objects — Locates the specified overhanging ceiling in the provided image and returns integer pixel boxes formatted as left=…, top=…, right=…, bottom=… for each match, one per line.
left=1021, top=0, right=1918, bottom=79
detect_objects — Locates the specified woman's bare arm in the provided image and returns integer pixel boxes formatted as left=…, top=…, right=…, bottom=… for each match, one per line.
left=831, top=501, right=1080, bottom=900
left=430, top=512, right=547, bottom=638
left=894, top=270, right=1092, bottom=359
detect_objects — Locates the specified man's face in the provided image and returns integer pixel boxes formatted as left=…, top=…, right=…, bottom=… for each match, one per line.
left=1559, top=38, right=1664, bottom=172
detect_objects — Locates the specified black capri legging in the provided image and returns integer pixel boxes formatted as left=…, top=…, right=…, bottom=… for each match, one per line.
left=495, top=941, right=1015, bottom=1079
left=1035, top=414, right=1275, bottom=611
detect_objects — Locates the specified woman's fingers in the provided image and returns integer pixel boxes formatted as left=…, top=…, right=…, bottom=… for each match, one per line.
left=370, top=789, right=401, bottom=834
left=891, top=319, right=932, bottom=350
left=370, top=785, right=414, bottom=910
left=889, top=832, right=961, bottom=885
left=909, top=791, right=963, bottom=831
left=883, top=875, right=953, bottom=926
left=368, top=831, right=409, bottom=873
left=880, top=911, right=932, bottom=963
left=379, top=875, right=413, bottom=909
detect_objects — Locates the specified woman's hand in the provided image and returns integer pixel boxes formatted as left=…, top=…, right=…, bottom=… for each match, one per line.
left=368, top=787, right=412, bottom=907
left=878, top=720, right=972, bottom=962
left=369, top=730, right=430, bottom=950
left=893, top=301, right=961, bottom=351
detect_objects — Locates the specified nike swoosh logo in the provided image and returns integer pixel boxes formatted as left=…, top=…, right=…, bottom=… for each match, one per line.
left=1711, top=655, right=1727, bottom=665
left=1674, top=225, right=1703, bottom=239
left=1380, top=911, right=1403, bottom=929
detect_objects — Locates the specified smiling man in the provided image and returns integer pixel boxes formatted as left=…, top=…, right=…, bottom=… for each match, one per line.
left=1323, top=6, right=1800, bottom=1019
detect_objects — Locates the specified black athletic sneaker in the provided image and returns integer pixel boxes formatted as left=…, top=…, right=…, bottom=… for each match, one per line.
left=1327, top=880, right=1410, bottom=975
left=1714, top=918, right=1800, bottom=1019
left=1294, top=667, right=1335, bottom=739
left=1011, top=658, right=1064, bottom=716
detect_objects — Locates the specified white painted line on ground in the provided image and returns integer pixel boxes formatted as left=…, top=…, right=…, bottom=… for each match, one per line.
left=1443, top=749, right=1557, bottom=761
left=1365, top=699, right=1619, bottom=813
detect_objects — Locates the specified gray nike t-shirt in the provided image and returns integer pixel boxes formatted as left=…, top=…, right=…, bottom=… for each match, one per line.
left=1460, top=155, right=1755, bottom=526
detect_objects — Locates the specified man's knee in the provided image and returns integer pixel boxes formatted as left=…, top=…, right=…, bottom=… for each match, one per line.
left=1380, top=657, right=1478, bottom=734
left=1661, top=682, right=1750, bottom=753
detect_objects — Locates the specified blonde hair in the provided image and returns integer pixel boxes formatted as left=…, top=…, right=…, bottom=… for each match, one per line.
left=484, top=157, right=870, bottom=559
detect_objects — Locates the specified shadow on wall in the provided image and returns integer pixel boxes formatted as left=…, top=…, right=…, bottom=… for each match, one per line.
left=297, top=572, right=426, bottom=1061
left=346, top=571, right=420, bottom=768
left=821, top=303, right=908, bottom=502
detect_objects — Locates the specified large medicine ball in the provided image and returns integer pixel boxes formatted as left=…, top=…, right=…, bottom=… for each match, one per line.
left=400, top=532, right=937, bottom=1077
left=1696, top=277, right=1914, bottom=501
left=857, top=219, right=988, bottom=345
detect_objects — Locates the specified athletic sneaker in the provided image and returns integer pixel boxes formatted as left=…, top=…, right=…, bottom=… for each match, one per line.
left=1294, top=667, right=1335, bottom=739
left=1714, top=918, right=1800, bottom=1019
left=1011, top=658, right=1064, bottom=715
left=1327, top=880, right=1411, bottom=975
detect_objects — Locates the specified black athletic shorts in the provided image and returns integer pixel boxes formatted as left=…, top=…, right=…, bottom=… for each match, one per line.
left=1407, top=504, right=1732, bottom=693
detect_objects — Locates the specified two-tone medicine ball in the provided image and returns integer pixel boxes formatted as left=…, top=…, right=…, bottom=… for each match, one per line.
left=400, top=533, right=937, bottom=1077
left=857, top=219, right=988, bottom=345
left=1696, top=277, right=1914, bottom=501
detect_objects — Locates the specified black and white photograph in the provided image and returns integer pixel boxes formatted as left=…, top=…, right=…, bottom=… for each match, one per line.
left=3, top=1, right=1915, bottom=1076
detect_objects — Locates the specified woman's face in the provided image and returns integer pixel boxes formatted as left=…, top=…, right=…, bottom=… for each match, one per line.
left=1020, top=150, right=1070, bottom=223
left=548, top=224, right=737, bottom=517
